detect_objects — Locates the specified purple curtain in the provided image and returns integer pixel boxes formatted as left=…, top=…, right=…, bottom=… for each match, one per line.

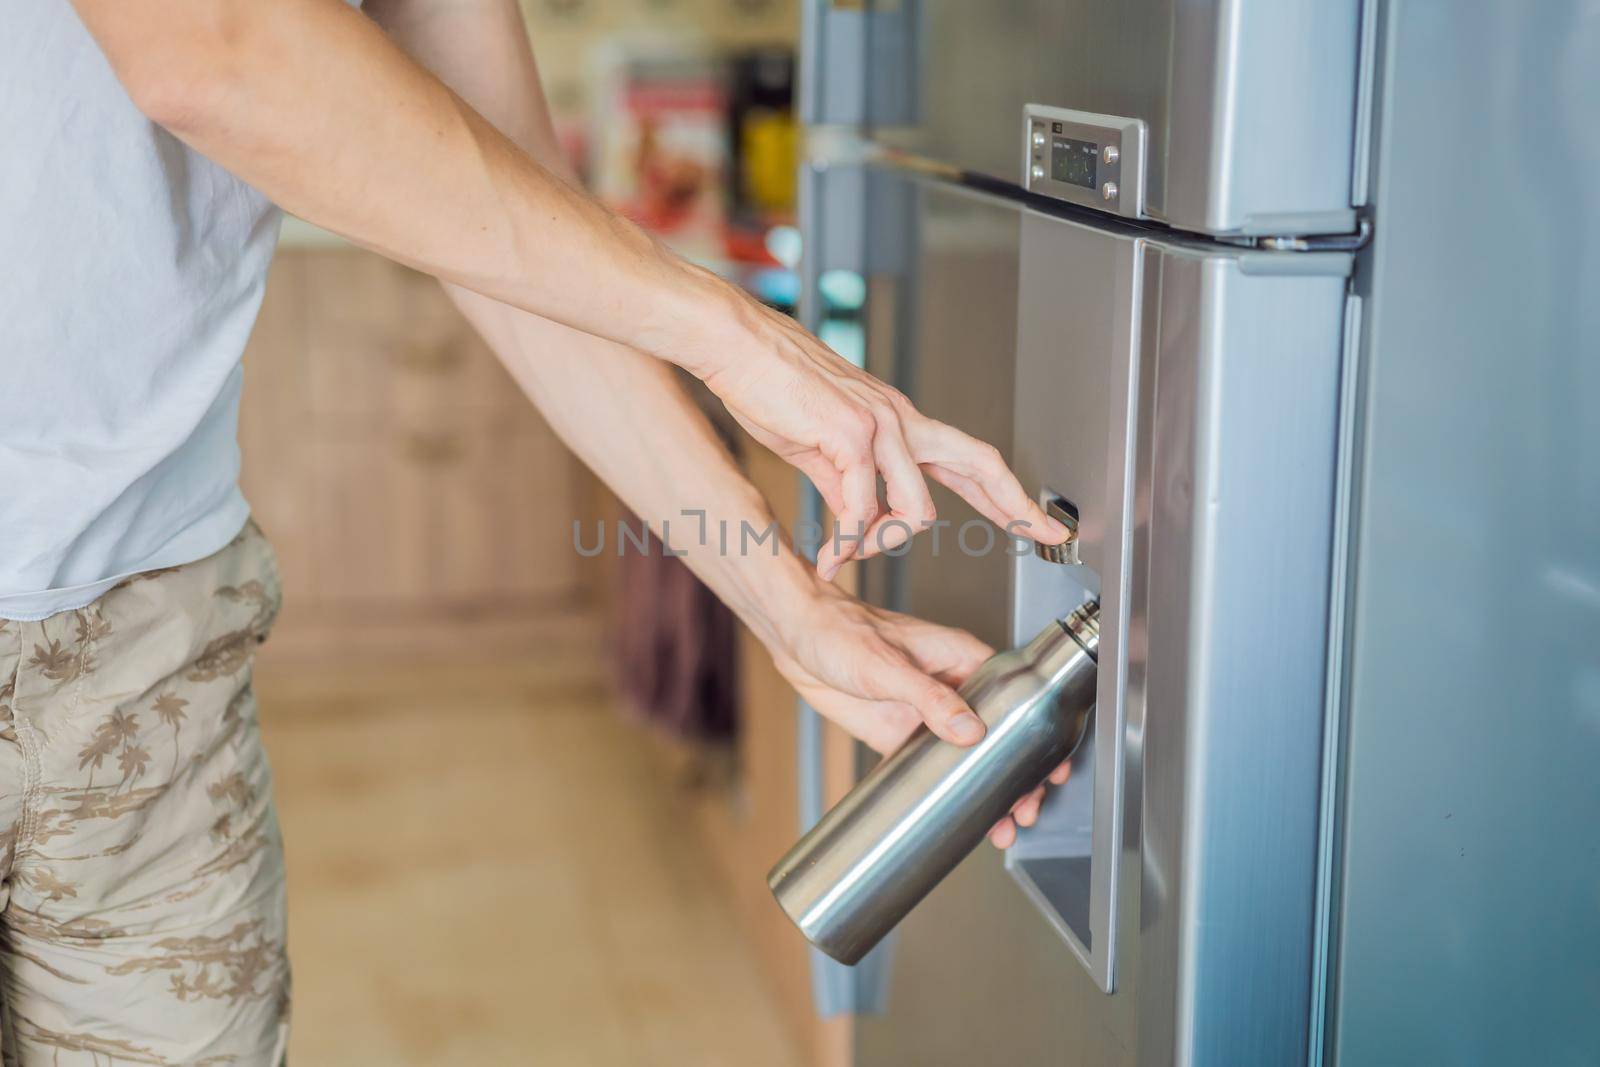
left=613, top=523, right=738, bottom=742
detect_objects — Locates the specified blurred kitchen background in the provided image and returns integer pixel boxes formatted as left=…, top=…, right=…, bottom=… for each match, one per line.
left=241, top=1, right=853, bottom=1063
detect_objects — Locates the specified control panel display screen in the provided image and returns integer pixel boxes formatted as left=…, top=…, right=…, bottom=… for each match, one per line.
left=1051, top=137, right=1098, bottom=190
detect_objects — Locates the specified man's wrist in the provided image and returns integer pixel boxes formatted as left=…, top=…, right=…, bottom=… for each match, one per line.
left=629, top=249, right=753, bottom=381
left=724, top=529, right=829, bottom=655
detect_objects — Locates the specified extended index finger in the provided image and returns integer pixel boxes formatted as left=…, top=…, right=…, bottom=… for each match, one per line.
left=908, top=420, right=1070, bottom=545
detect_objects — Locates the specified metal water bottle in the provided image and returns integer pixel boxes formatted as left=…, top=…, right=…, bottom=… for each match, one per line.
left=768, top=601, right=1100, bottom=965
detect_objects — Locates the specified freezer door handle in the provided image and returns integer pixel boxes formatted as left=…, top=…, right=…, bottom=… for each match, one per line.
left=799, top=0, right=916, bottom=126
left=789, top=157, right=902, bottom=1018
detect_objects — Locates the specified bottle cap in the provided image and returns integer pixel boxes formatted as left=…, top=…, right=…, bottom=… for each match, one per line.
left=1063, top=600, right=1100, bottom=660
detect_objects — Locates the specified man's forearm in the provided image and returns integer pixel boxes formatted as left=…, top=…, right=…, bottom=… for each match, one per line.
left=71, top=0, right=735, bottom=374
left=365, top=0, right=820, bottom=653
left=481, top=310, right=822, bottom=654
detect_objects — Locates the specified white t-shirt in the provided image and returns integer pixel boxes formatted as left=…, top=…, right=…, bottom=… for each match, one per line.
left=0, top=6, right=281, bottom=619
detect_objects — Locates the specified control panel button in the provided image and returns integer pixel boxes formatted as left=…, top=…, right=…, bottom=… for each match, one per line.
left=1032, top=130, right=1046, bottom=147
left=1101, top=181, right=1119, bottom=201
left=1031, top=164, right=1046, bottom=181
left=1101, top=144, right=1120, bottom=165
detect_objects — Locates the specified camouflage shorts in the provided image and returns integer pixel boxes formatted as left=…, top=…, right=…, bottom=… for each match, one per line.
left=0, top=521, right=289, bottom=1065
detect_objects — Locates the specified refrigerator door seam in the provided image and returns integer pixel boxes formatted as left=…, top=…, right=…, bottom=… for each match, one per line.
left=1307, top=293, right=1366, bottom=1067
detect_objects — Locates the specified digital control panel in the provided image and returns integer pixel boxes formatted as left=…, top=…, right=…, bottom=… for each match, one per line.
left=1051, top=137, right=1099, bottom=189
left=1023, top=105, right=1145, bottom=220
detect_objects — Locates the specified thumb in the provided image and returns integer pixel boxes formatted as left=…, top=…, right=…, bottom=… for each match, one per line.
left=863, top=651, right=987, bottom=747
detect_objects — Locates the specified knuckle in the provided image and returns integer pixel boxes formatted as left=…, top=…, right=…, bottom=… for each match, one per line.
left=922, top=681, right=960, bottom=715
left=867, top=395, right=903, bottom=428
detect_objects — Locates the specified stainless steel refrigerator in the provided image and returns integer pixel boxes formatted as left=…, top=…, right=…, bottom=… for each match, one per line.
left=788, top=2, right=1600, bottom=1065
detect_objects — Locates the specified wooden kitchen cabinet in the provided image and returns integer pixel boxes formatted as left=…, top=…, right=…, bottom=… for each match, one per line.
left=239, top=247, right=584, bottom=662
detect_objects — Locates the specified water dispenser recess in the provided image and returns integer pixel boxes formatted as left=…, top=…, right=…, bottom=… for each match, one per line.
left=1006, top=508, right=1120, bottom=987
left=1006, top=202, right=1146, bottom=995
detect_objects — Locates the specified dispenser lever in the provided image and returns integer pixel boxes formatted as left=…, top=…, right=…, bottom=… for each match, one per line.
left=1035, top=497, right=1080, bottom=566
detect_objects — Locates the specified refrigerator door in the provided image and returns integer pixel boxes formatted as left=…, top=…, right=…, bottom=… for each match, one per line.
left=1329, top=5, right=1600, bottom=1063
left=853, top=199, right=1353, bottom=1066
left=805, top=0, right=1362, bottom=237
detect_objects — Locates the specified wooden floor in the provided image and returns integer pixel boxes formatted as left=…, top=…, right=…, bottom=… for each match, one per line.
left=256, top=636, right=803, bottom=1066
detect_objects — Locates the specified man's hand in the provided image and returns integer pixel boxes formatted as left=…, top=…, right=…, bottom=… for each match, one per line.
left=768, top=582, right=1072, bottom=849
left=654, top=289, right=1074, bottom=580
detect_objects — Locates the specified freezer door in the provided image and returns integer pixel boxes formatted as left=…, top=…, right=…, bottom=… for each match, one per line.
left=794, top=157, right=924, bottom=1018
left=1005, top=212, right=1353, bottom=1066
left=1004, top=217, right=1143, bottom=999
left=842, top=171, right=1142, bottom=1067
left=835, top=183, right=1352, bottom=1063
left=855, top=178, right=1021, bottom=651
left=796, top=158, right=1068, bottom=1029
left=1131, top=241, right=1349, bottom=1066
left=812, top=163, right=1350, bottom=1062
left=803, top=0, right=1362, bottom=237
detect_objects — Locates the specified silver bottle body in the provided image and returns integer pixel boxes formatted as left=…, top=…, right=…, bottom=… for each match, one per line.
left=768, top=603, right=1100, bottom=965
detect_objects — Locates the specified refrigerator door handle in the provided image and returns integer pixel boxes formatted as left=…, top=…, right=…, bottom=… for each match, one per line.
left=799, top=0, right=917, bottom=128
left=790, top=156, right=904, bottom=1018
